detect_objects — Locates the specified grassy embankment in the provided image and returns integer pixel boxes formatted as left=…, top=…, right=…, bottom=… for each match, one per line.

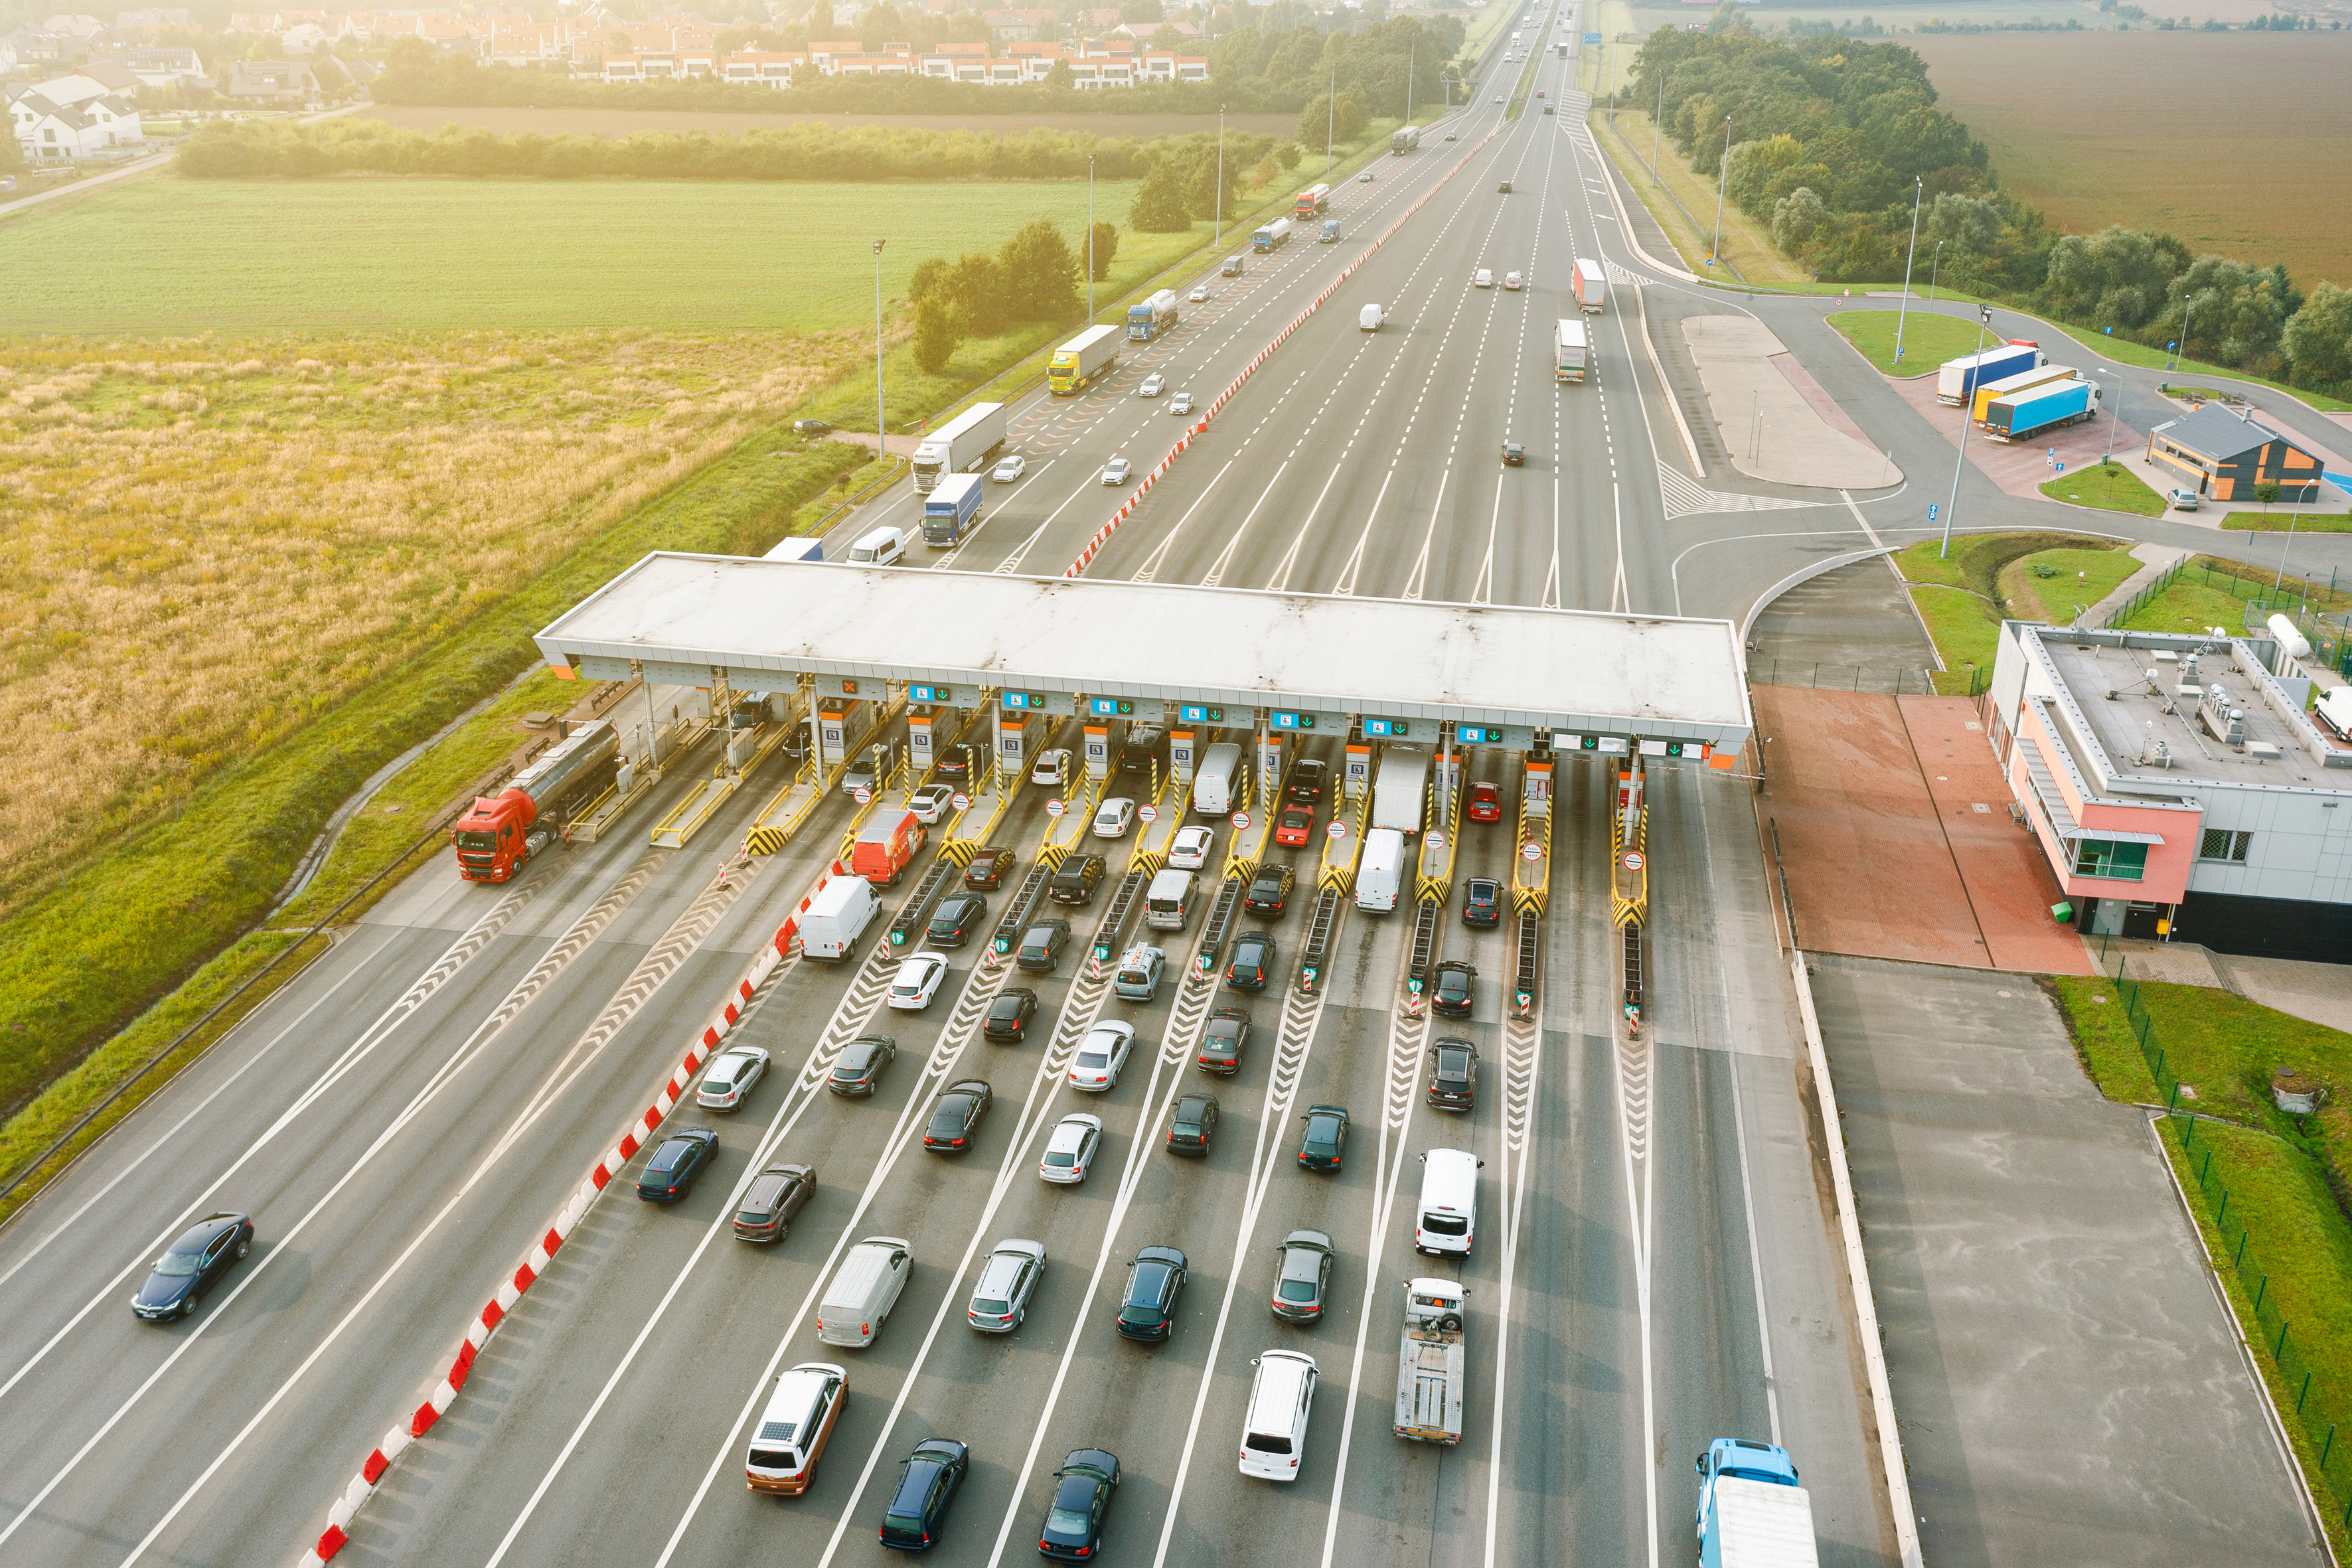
left=2110, top=555, right=2352, bottom=636
left=1891, top=533, right=2132, bottom=690
left=1826, top=308, right=1998, bottom=376
left=2046, top=974, right=2352, bottom=1559
left=2041, top=461, right=2167, bottom=517
left=2225, top=512, right=2352, bottom=532
left=1588, top=106, right=1811, bottom=285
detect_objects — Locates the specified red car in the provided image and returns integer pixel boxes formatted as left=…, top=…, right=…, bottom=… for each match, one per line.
left=1465, top=781, right=1502, bottom=823
left=1274, top=807, right=1313, bottom=847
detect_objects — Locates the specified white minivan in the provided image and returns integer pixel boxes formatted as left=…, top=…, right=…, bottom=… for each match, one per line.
left=1360, top=303, right=1385, bottom=331
left=1239, top=1349, right=1320, bottom=1480
left=744, top=1361, right=848, bottom=1494
left=817, top=1235, right=912, bottom=1348
left=1415, top=1148, right=1482, bottom=1257
left=1145, top=867, right=1198, bottom=931
left=1193, top=742, right=1243, bottom=816
left=1355, top=827, right=1405, bottom=913
left=848, top=525, right=905, bottom=565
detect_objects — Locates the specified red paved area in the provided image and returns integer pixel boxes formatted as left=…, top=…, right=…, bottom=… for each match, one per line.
left=1887, top=372, right=2144, bottom=503
left=1752, top=686, right=2094, bottom=975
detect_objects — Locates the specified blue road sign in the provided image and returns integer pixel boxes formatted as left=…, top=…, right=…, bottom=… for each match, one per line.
left=1584, top=30, right=1602, bottom=41
left=1929, top=503, right=1939, bottom=522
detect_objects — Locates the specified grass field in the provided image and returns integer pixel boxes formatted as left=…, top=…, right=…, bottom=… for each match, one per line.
left=1910, top=33, right=2352, bottom=293
left=1595, top=108, right=1812, bottom=285
left=2224, top=511, right=2352, bottom=532
left=1826, top=308, right=1995, bottom=375
left=2040, top=461, right=2166, bottom=516
left=0, top=178, right=1148, bottom=333
left=2114, top=554, right=2352, bottom=635
left=1894, top=531, right=2123, bottom=687
left=358, top=106, right=1300, bottom=137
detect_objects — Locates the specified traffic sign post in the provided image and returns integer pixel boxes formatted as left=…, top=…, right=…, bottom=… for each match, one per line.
left=1231, top=811, right=1251, bottom=832
left=1522, top=840, right=1544, bottom=862
left=1138, top=802, right=1158, bottom=824
left=852, top=785, right=872, bottom=805
left=951, top=792, right=971, bottom=813
left=1046, top=798, right=1066, bottom=818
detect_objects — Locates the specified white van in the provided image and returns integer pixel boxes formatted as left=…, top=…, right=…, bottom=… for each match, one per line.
left=1355, top=827, right=1405, bottom=913
left=817, top=1236, right=911, bottom=1347
left=1360, top=303, right=1385, bottom=331
left=799, top=876, right=880, bottom=961
left=1193, top=742, right=1243, bottom=817
left=744, top=1362, right=848, bottom=1494
left=848, top=525, right=905, bottom=565
left=1239, top=1349, right=1320, bottom=1480
left=1414, top=1148, right=1482, bottom=1257
left=1145, top=867, right=1198, bottom=931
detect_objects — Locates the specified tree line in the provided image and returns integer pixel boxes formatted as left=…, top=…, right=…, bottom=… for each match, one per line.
left=903, top=218, right=1092, bottom=374
left=1629, top=27, right=2352, bottom=394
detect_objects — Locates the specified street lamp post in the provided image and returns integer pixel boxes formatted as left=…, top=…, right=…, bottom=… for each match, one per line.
left=1326, top=57, right=1335, bottom=178
left=1214, top=104, right=1225, bottom=248
left=1709, top=117, right=1731, bottom=266
left=1087, top=153, right=1095, bottom=321
left=1927, top=237, right=1944, bottom=303
left=1940, top=303, right=1992, bottom=559
left=2099, top=366, right=2118, bottom=464
left=2169, top=297, right=2195, bottom=372
left=1893, top=175, right=1922, bottom=366
left=2276, top=503, right=2304, bottom=593
left=1652, top=68, right=1663, bottom=187
left=872, top=238, right=886, bottom=468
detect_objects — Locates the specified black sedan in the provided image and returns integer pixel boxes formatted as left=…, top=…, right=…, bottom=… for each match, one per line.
left=1297, top=1104, right=1350, bottom=1172
left=1502, top=440, right=1526, bottom=466
left=1270, top=1229, right=1336, bottom=1324
left=924, top=1080, right=994, bottom=1152
left=1242, top=862, right=1295, bottom=917
left=965, top=846, right=1016, bottom=890
left=935, top=744, right=975, bottom=781
left=1017, top=919, right=1071, bottom=973
left=1225, top=929, right=1278, bottom=992
left=926, top=892, right=988, bottom=948
left=1039, top=1449, right=1121, bottom=1559
left=829, top=1034, right=896, bottom=1097
left=984, top=987, right=1039, bottom=1043
left=1196, top=1006, right=1251, bottom=1075
left=1428, top=1038, right=1480, bottom=1111
left=880, top=1436, right=969, bottom=1551
left=1166, top=1092, right=1218, bottom=1156
left=1116, top=1246, right=1188, bottom=1342
left=637, top=1128, right=720, bottom=1202
left=1431, top=960, right=1476, bottom=1018
left=131, top=1212, right=252, bottom=1320
left=1462, top=878, right=1502, bottom=929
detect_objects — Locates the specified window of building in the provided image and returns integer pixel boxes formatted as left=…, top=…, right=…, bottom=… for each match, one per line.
left=2199, top=828, right=2252, bottom=863
left=2073, top=838, right=2148, bottom=880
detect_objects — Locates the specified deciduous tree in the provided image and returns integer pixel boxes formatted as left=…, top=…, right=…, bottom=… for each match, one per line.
left=1087, top=220, right=1120, bottom=282
left=998, top=218, right=1079, bottom=321
left=913, top=297, right=958, bottom=374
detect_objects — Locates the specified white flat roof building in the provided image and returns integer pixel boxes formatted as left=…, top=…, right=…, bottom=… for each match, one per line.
left=534, top=554, right=1754, bottom=754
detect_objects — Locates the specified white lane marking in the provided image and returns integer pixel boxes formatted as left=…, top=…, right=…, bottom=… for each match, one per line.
left=1129, top=457, right=1237, bottom=584
left=1326, top=464, right=1397, bottom=597
left=1398, top=467, right=1450, bottom=601
left=992, top=469, right=1117, bottom=575
left=1196, top=457, right=1293, bottom=589
left=1471, top=472, right=1506, bottom=605
left=1260, top=455, right=1353, bottom=594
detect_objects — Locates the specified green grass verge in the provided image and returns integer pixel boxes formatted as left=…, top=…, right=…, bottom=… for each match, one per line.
left=2223, top=512, right=2352, bottom=532
left=2039, top=460, right=2166, bottom=517
left=2114, top=553, right=2352, bottom=637
left=1893, top=531, right=2126, bottom=690
left=1997, top=547, right=2146, bottom=625
left=1827, top=308, right=2001, bottom=377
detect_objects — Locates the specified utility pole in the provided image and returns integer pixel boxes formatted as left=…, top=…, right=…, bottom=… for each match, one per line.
left=1940, top=302, right=1992, bottom=559
left=1214, top=104, right=1225, bottom=248
left=1927, top=237, right=1944, bottom=303
left=1652, top=67, right=1663, bottom=186
left=1086, top=153, right=1095, bottom=321
left=1709, top=116, right=1731, bottom=266
left=872, top=239, right=886, bottom=468
left=2100, top=365, right=2118, bottom=464
left=1326, top=56, right=1335, bottom=178
left=1893, top=175, right=1922, bottom=365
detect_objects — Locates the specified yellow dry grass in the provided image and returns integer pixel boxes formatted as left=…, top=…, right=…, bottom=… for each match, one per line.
left=0, top=329, right=862, bottom=911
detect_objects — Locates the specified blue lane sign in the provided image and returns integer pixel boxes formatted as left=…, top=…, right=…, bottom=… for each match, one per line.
left=1929, top=503, right=1939, bottom=522
left=1583, top=30, right=1601, bottom=42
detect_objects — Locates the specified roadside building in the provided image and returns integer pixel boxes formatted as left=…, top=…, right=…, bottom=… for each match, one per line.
left=7, top=82, right=143, bottom=157
left=2146, top=404, right=2326, bottom=504
left=226, top=57, right=320, bottom=104
left=1988, top=620, right=2352, bottom=962
left=121, top=46, right=208, bottom=86
left=27, top=57, right=139, bottom=102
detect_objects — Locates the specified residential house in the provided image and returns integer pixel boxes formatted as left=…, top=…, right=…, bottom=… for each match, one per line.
left=226, top=57, right=321, bottom=102
left=40, top=13, right=108, bottom=39
left=982, top=8, right=1055, bottom=41
left=116, top=9, right=196, bottom=29
left=3, top=29, right=73, bottom=67
left=121, top=46, right=208, bottom=86
left=718, top=48, right=805, bottom=85
left=31, top=57, right=141, bottom=102
left=279, top=19, right=333, bottom=48
left=8, top=84, right=143, bottom=157
left=2145, top=404, right=2330, bottom=505
left=486, top=17, right=582, bottom=66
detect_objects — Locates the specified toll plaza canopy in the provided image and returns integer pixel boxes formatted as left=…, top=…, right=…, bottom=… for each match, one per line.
left=534, top=553, right=1754, bottom=753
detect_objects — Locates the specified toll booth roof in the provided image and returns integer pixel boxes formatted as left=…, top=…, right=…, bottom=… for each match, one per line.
left=536, top=554, right=1753, bottom=746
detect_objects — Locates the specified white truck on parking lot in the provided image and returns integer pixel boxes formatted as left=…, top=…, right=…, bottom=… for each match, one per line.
left=1392, top=1278, right=1466, bottom=1445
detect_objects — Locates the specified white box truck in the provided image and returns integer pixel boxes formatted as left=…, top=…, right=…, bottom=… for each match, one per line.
left=1360, top=303, right=1385, bottom=331
left=1372, top=745, right=1431, bottom=834
left=1356, top=826, right=1406, bottom=912
left=1571, top=258, right=1606, bottom=313
left=1393, top=1278, right=1466, bottom=1445
left=910, top=402, right=1007, bottom=491
left=1693, top=1439, right=1819, bottom=1568
left=799, top=874, right=880, bottom=960
left=1555, top=318, right=1589, bottom=383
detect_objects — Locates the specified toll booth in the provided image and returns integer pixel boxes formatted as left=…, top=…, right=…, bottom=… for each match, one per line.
left=908, top=704, right=963, bottom=776
left=997, top=709, right=1048, bottom=774
left=1256, top=732, right=1285, bottom=805
left=1524, top=754, right=1553, bottom=815
left=1344, top=741, right=1372, bottom=801
left=1082, top=722, right=1113, bottom=781
left=817, top=700, right=873, bottom=775
left=1168, top=730, right=1198, bottom=790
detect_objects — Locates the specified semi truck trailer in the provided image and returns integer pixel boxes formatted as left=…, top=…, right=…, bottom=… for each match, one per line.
left=452, top=719, right=620, bottom=882
left=1982, top=376, right=2100, bottom=441
left=1969, top=362, right=2078, bottom=423
left=1253, top=217, right=1294, bottom=252
left=909, top=401, right=1007, bottom=490
left=1571, top=258, right=1607, bottom=313
left=1049, top=324, right=1122, bottom=395
left=1391, top=125, right=1421, bottom=154
left=1125, top=288, right=1180, bottom=343
left=1935, top=341, right=2045, bottom=404
left=921, top=472, right=983, bottom=546
left=1693, top=1439, right=1818, bottom=1568
left=1372, top=745, right=1431, bottom=834
left=1293, top=182, right=1331, bottom=218
left=1555, top=318, right=1589, bottom=382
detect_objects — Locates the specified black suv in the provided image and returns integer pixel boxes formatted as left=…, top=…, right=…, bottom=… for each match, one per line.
left=1050, top=853, right=1106, bottom=906
left=963, top=846, right=1015, bottom=890
left=1297, top=1105, right=1350, bottom=1172
left=983, top=986, right=1037, bottom=1042
left=934, top=744, right=974, bottom=781
left=1116, top=1247, right=1188, bottom=1341
left=1502, top=441, right=1526, bottom=467
left=1196, top=1006, right=1251, bottom=1075
left=1462, top=878, right=1502, bottom=929
left=1225, top=929, right=1277, bottom=991
left=1243, top=862, right=1295, bottom=917
left=925, top=892, right=986, bottom=947
left=1427, top=1038, right=1479, bottom=1111
left=878, top=1437, right=968, bottom=1551
left=1119, top=726, right=1166, bottom=773
left=1287, top=759, right=1327, bottom=803
left=828, top=1034, right=896, bottom=1097
left=1166, top=1093, right=1219, bottom=1156
left=1431, top=960, right=1476, bottom=1018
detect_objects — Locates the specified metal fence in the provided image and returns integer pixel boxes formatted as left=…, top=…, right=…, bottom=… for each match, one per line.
left=1747, top=658, right=1960, bottom=696
left=2086, top=933, right=2352, bottom=1539
left=2100, top=554, right=2190, bottom=630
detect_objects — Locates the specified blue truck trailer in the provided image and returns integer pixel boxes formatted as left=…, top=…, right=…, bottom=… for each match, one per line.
left=1126, top=288, right=1180, bottom=342
left=1982, top=376, right=2101, bottom=441
left=1936, top=341, right=2046, bottom=405
left=921, top=472, right=983, bottom=546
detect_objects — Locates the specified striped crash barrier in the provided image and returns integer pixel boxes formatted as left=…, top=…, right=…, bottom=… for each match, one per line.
left=1059, top=130, right=1502, bottom=581
left=295, top=860, right=853, bottom=1567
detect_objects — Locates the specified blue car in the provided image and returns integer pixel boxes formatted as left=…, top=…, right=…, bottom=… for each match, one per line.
left=131, top=1212, right=253, bottom=1321
left=637, top=1128, right=720, bottom=1202
left=1038, top=1449, right=1120, bottom=1559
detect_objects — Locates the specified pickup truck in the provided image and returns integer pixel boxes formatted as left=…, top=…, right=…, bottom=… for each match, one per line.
left=1391, top=1278, right=1466, bottom=1445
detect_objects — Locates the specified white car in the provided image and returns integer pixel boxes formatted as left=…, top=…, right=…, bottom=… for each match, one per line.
left=1093, top=797, right=1137, bottom=838
left=1067, top=1021, right=1135, bottom=1092
left=1170, top=392, right=1193, bottom=415
left=696, top=1046, right=770, bottom=1110
left=887, top=952, right=949, bottom=1011
left=1169, top=825, right=1215, bottom=869
left=967, top=1239, right=1046, bottom=1333
left=991, top=453, right=1026, bottom=483
left=1188, top=284, right=1211, bottom=303
left=1040, top=1113, right=1104, bottom=1185
left=1358, top=170, right=1373, bottom=182
left=1139, top=374, right=1166, bottom=398
left=1101, top=458, right=1132, bottom=486
left=1504, top=272, right=1524, bottom=291
left=910, top=783, right=956, bottom=824
left=1474, top=269, right=1495, bottom=289
left=1030, top=749, right=1071, bottom=787
left=1492, top=96, right=1502, bottom=103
